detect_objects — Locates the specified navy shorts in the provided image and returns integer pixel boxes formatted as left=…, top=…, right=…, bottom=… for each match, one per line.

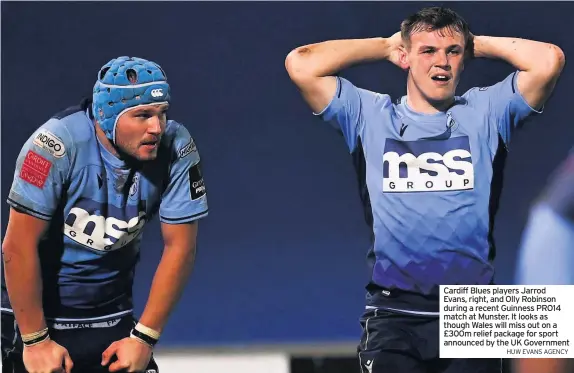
left=357, top=308, right=503, bottom=373
left=1, top=312, right=159, bottom=373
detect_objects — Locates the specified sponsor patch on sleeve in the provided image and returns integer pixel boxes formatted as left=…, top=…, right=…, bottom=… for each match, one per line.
left=178, top=138, right=197, bottom=158
left=19, top=151, right=52, bottom=188
left=189, top=162, right=206, bottom=200
left=33, top=129, right=66, bottom=158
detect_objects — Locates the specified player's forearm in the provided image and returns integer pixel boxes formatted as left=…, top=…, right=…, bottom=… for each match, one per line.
left=473, top=35, right=564, bottom=76
left=138, top=244, right=196, bottom=333
left=1, top=243, right=47, bottom=335
left=286, top=38, right=393, bottom=78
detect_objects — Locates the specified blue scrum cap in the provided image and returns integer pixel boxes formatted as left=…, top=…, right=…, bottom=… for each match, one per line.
left=92, top=56, right=171, bottom=143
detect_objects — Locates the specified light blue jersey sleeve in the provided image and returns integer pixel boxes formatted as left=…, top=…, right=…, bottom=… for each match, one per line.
left=516, top=151, right=574, bottom=285
left=7, top=120, right=74, bottom=220
left=315, top=76, right=390, bottom=152
left=159, top=123, right=209, bottom=224
left=465, top=71, right=542, bottom=146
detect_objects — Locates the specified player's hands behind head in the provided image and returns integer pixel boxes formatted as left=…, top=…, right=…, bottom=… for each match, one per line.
left=23, top=338, right=73, bottom=373
left=465, top=31, right=476, bottom=60
left=387, top=31, right=407, bottom=70
left=101, top=337, right=152, bottom=372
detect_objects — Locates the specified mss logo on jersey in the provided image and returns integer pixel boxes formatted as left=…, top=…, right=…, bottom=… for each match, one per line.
left=382, top=137, right=474, bottom=192
left=63, top=199, right=146, bottom=252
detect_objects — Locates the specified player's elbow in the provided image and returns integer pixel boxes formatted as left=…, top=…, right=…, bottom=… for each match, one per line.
left=539, top=44, right=566, bottom=79
left=1, top=239, right=20, bottom=261
left=163, top=242, right=196, bottom=266
left=1, top=241, right=11, bottom=257
left=2, top=224, right=43, bottom=259
left=285, top=47, right=317, bottom=83
left=550, top=44, right=566, bottom=74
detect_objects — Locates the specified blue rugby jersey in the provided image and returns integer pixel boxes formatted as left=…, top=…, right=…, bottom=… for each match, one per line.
left=516, top=149, right=574, bottom=285
left=1, top=99, right=208, bottom=321
left=317, top=72, right=540, bottom=313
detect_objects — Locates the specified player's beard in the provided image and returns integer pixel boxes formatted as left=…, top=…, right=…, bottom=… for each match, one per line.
left=114, top=140, right=159, bottom=163
left=134, top=145, right=159, bottom=162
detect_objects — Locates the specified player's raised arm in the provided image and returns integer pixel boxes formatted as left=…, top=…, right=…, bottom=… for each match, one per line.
left=285, top=32, right=404, bottom=114
left=473, top=35, right=565, bottom=110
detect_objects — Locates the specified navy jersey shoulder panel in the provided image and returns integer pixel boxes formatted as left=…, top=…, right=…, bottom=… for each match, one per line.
left=351, top=137, right=373, bottom=230
left=487, top=134, right=509, bottom=261
left=51, top=97, right=92, bottom=120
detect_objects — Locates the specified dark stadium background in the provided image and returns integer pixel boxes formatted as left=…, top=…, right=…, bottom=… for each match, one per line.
left=2, top=3, right=572, bottom=364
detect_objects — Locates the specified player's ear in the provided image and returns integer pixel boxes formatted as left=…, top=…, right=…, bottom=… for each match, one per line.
left=398, top=45, right=410, bottom=70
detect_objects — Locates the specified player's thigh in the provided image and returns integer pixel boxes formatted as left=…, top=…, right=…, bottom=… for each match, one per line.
left=430, top=357, right=503, bottom=373
left=357, top=309, right=428, bottom=373
left=80, top=355, right=160, bottom=373
left=50, top=319, right=127, bottom=368
left=57, top=316, right=160, bottom=372
left=98, top=316, right=159, bottom=373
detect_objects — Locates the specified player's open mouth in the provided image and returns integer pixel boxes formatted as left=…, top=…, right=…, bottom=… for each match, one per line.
left=141, top=140, right=158, bottom=149
left=431, top=74, right=451, bottom=85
